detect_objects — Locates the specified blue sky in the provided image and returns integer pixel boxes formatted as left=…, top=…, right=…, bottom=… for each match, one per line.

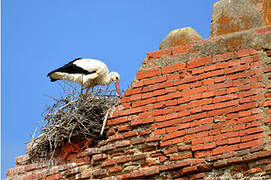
left=2, top=0, right=217, bottom=178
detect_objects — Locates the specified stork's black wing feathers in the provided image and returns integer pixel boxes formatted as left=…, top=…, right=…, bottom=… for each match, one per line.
left=47, top=58, right=96, bottom=82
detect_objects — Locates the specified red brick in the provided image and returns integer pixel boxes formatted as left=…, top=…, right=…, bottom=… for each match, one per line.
left=192, top=173, right=206, bottom=179
left=239, top=139, right=265, bottom=150
left=247, top=168, right=264, bottom=174
left=188, top=56, right=211, bottom=69
left=229, top=59, right=240, bottom=66
left=227, top=157, right=243, bottom=164
left=175, top=76, right=198, bottom=85
left=107, top=116, right=128, bottom=126
left=255, top=26, right=271, bottom=34
left=241, top=132, right=265, bottom=142
left=239, top=114, right=263, bottom=124
left=172, top=43, right=193, bottom=54
left=93, top=154, right=107, bottom=162
left=162, top=63, right=186, bottom=74
left=192, top=136, right=214, bottom=145
left=163, top=147, right=178, bottom=155
left=226, top=64, right=250, bottom=74
left=227, top=137, right=240, bottom=144
left=165, top=99, right=178, bottom=106
left=132, top=97, right=156, bottom=108
left=166, top=126, right=178, bottom=133
left=123, top=130, right=138, bottom=138
left=212, top=144, right=238, bottom=155
left=118, top=124, right=132, bottom=132
left=183, top=86, right=207, bottom=96
left=181, top=166, right=198, bottom=175
left=160, top=137, right=184, bottom=147
left=239, top=127, right=264, bottom=136
left=178, top=83, right=190, bottom=90
left=192, top=68, right=204, bottom=75
left=125, top=88, right=142, bottom=96
left=237, top=48, right=260, bottom=57
left=101, top=159, right=116, bottom=167
left=143, top=76, right=167, bottom=86
left=264, top=100, right=271, bottom=107
left=108, top=134, right=124, bottom=141
left=236, top=102, right=257, bottom=112
left=187, top=123, right=213, bottom=134
left=157, top=119, right=180, bottom=128
left=154, top=128, right=166, bottom=135
left=165, top=86, right=177, bottom=93
left=198, top=69, right=225, bottom=80
left=203, top=64, right=217, bottom=72
left=120, top=96, right=131, bottom=103
left=145, top=81, right=174, bottom=92
left=45, top=174, right=63, bottom=180
left=192, top=142, right=216, bottom=151
left=115, top=156, right=132, bottom=164
left=190, top=118, right=213, bottom=127
left=239, top=110, right=252, bottom=117
left=136, top=68, right=161, bottom=80
left=109, top=166, right=122, bottom=173
left=170, top=152, right=192, bottom=161
left=177, top=122, right=190, bottom=130
left=163, top=130, right=186, bottom=141
left=157, top=91, right=182, bottom=101
left=159, top=155, right=168, bottom=163
left=265, top=116, right=271, bottom=123
left=213, top=52, right=235, bottom=62
left=146, top=136, right=160, bottom=142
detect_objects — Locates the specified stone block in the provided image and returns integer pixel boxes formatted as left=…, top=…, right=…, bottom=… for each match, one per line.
left=159, top=27, right=203, bottom=49
left=211, top=0, right=271, bottom=37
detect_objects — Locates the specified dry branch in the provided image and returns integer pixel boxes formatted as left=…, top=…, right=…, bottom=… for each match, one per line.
left=28, top=84, right=119, bottom=161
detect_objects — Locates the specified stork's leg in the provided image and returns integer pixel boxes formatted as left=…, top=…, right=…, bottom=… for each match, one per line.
left=85, top=86, right=91, bottom=96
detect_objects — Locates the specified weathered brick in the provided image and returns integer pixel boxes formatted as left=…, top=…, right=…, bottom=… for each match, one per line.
left=170, top=152, right=193, bottom=161
left=188, top=56, right=211, bottom=69
left=143, top=76, right=167, bottom=86
left=92, top=169, right=107, bottom=178
left=181, top=166, right=198, bottom=175
left=247, top=168, right=264, bottom=174
left=136, top=68, right=161, bottom=80
left=213, top=52, right=235, bottom=62
left=237, top=48, right=260, bottom=58
left=163, top=130, right=186, bottom=141
left=101, top=159, right=116, bottom=167
left=125, top=88, right=142, bottom=96
left=123, top=130, right=138, bottom=138
left=162, top=63, right=186, bottom=74
left=239, top=139, right=265, bottom=150
left=163, top=147, right=178, bottom=155
left=109, top=166, right=123, bottom=173
left=92, top=154, right=107, bottom=162
left=115, top=156, right=132, bottom=164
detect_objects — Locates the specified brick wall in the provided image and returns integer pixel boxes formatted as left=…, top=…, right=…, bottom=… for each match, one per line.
left=6, top=0, right=271, bottom=179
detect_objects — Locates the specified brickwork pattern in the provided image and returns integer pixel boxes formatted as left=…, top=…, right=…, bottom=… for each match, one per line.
left=6, top=25, right=271, bottom=180
left=6, top=0, right=271, bottom=178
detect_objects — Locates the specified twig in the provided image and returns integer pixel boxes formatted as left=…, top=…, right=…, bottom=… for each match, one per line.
left=100, top=109, right=110, bottom=136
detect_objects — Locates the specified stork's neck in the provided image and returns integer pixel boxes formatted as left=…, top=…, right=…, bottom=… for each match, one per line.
left=102, top=72, right=114, bottom=85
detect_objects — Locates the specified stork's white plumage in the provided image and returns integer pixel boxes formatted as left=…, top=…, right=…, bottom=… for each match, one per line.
left=47, top=58, right=120, bottom=95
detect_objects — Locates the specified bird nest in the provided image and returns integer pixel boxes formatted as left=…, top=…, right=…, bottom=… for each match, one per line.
left=28, top=85, right=120, bottom=162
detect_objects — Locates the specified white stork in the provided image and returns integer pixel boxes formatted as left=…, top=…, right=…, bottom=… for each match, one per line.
left=47, top=58, right=120, bottom=95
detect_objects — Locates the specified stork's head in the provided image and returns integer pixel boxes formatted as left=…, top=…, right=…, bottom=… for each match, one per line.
left=110, top=72, right=120, bottom=95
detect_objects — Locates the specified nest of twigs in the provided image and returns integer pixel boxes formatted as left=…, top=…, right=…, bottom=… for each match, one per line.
left=28, top=84, right=120, bottom=161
